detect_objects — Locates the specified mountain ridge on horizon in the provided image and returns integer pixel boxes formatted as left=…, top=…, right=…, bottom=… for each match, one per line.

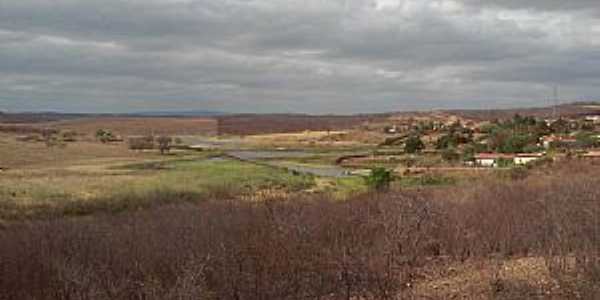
left=1, top=101, right=600, bottom=119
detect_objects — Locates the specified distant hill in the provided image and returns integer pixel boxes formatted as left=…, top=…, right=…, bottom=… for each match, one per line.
left=0, top=112, right=88, bottom=124
left=446, top=101, right=600, bottom=120
left=3, top=102, right=599, bottom=134
left=128, top=110, right=227, bottom=117
left=0, top=110, right=226, bottom=124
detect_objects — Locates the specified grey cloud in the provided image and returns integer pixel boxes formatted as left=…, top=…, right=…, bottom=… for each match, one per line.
left=458, top=0, right=600, bottom=13
left=0, top=0, right=599, bottom=113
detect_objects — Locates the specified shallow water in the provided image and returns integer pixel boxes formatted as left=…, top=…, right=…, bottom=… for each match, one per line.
left=226, top=150, right=352, bottom=177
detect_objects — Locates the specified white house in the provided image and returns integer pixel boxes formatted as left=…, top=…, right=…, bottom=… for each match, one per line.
left=514, top=153, right=544, bottom=165
left=474, top=153, right=544, bottom=167
left=384, top=125, right=398, bottom=134
left=585, top=115, right=600, bottom=124
left=474, top=153, right=514, bottom=167
left=582, top=151, right=600, bottom=160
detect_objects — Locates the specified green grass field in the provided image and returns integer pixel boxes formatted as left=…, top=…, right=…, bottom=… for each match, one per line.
left=0, top=152, right=315, bottom=220
left=0, top=131, right=480, bottom=221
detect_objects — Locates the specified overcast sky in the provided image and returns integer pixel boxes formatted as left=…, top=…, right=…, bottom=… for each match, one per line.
left=1, top=0, right=599, bottom=114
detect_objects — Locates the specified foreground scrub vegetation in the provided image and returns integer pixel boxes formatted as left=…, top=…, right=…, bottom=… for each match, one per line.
left=1, top=161, right=599, bottom=299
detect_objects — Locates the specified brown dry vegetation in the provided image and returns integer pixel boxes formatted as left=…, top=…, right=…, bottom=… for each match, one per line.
left=0, top=124, right=49, bottom=135
left=0, top=112, right=84, bottom=124
left=1, top=161, right=599, bottom=299
left=216, top=114, right=388, bottom=135
left=47, top=117, right=218, bottom=136
left=0, top=133, right=136, bottom=168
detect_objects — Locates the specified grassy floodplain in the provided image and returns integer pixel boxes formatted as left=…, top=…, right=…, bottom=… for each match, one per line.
left=1, top=157, right=315, bottom=220
left=0, top=134, right=316, bottom=220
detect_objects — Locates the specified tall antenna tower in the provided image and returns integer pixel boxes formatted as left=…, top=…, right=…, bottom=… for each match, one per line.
left=553, top=85, right=558, bottom=119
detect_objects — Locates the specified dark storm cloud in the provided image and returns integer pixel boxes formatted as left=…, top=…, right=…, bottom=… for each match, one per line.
left=0, top=0, right=599, bottom=113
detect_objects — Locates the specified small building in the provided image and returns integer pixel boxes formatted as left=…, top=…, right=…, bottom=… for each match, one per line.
left=384, top=125, right=398, bottom=134
left=188, top=144, right=219, bottom=151
left=514, top=153, right=544, bottom=165
left=585, top=115, right=600, bottom=124
left=474, top=153, right=515, bottom=168
left=474, top=153, right=544, bottom=167
left=581, top=151, right=600, bottom=160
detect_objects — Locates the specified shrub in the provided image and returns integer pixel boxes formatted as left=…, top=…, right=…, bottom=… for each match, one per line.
left=156, top=136, right=173, bottom=155
left=41, top=128, right=64, bottom=148
left=364, top=167, right=393, bottom=191
left=496, top=157, right=513, bottom=168
left=95, top=129, right=115, bottom=143
left=128, top=136, right=155, bottom=150
left=441, top=148, right=460, bottom=162
left=522, top=144, right=543, bottom=153
left=404, top=135, right=425, bottom=154
left=1, top=161, right=599, bottom=299
left=60, top=130, right=78, bottom=142
left=575, top=132, right=598, bottom=148
left=0, top=195, right=442, bottom=299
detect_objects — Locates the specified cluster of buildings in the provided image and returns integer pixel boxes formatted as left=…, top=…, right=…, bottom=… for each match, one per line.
left=382, top=111, right=600, bottom=168
left=472, top=151, right=600, bottom=168
left=472, top=153, right=544, bottom=168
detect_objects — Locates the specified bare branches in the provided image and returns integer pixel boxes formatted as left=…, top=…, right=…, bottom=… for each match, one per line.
left=1, top=161, right=599, bottom=299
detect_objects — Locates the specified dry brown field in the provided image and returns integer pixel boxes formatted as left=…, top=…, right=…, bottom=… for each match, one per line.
left=45, top=117, right=218, bottom=136
left=216, top=114, right=389, bottom=135
left=0, top=133, right=136, bottom=168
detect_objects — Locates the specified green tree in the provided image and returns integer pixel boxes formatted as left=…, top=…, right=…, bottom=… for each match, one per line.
left=95, top=129, right=114, bottom=143
left=479, top=123, right=500, bottom=134
left=533, top=120, right=551, bottom=136
left=441, top=148, right=460, bottom=162
left=487, top=129, right=510, bottom=152
left=404, top=135, right=425, bottom=154
left=364, top=168, right=393, bottom=191
left=436, top=134, right=456, bottom=149
left=575, top=132, right=598, bottom=148
left=522, top=144, right=543, bottom=153
left=550, top=118, right=570, bottom=134
left=500, top=134, right=530, bottom=153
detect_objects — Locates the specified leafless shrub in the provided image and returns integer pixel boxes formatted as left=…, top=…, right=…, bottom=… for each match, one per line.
left=156, top=136, right=173, bottom=154
left=1, top=161, right=599, bottom=299
left=128, top=135, right=155, bottom=150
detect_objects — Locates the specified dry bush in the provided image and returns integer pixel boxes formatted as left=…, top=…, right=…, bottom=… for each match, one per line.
left=541, top=169, right=600, bottom=299
left=216, top=114, right=383, bottom=135
left=1, top=161, right=599, bottom=299
left=51, top=117, right=218, bottom=136
left=0, top=195, right=443, bottom=300
left=156, top=135, right=173, bottom=154
left=128, top=135, right=155, bottom=150
left=0, top=124, right=44, bottom=134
